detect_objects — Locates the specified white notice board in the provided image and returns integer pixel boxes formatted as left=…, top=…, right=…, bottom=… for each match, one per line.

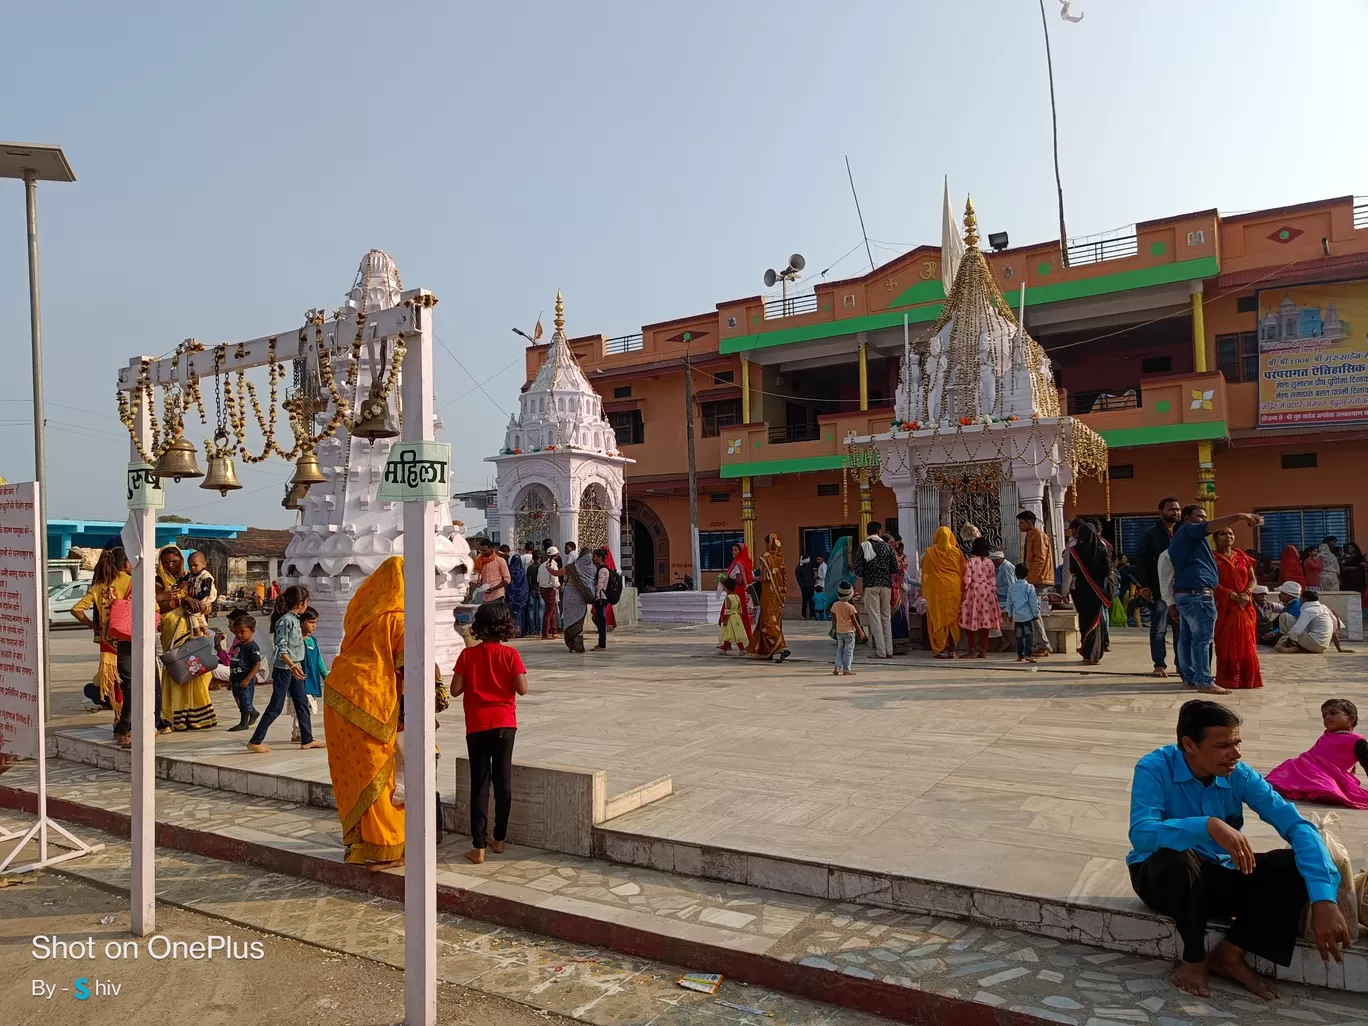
left=0, top=481, right=41, bottom=761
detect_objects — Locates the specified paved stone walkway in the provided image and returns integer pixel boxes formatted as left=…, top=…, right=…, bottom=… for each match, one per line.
left=6, top=760, right=1368, bottom=1025
left=60, top=624, right=1368, bottom=919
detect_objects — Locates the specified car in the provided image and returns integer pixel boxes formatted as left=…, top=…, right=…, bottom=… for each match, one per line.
left=49, top=579, right=91, bottom=629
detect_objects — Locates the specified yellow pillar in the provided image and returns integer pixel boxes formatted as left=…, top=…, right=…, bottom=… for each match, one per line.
left=859, top=478, right=872, bottom=536
left=740, top=357, right=755, bottom=552
left=857, top=334, right=869, bottom=411
left=1191, top=283, right=1216, bottom=516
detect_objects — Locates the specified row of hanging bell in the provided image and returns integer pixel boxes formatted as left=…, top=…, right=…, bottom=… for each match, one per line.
left=351, top=394, right=399, bottom=441
left=201, top=431, right=242, bottom=495
left=151, top=436, right=204, bottom=483
left=282, top=450, right=329, bottom=511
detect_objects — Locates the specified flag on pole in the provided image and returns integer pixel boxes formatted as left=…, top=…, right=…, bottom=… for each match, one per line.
left=941, top=176, right=966, bottom=296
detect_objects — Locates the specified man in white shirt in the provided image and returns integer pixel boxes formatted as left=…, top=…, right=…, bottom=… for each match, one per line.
left=1156, top=548, right=1187, bottom=680
left=1277, top=588, right=1347, bottom=654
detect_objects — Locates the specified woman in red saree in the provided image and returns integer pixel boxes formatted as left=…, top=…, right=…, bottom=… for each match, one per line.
left=603, top=548, right=617, bottom=630
left=1280, top=544, right=1306, bottom=587
left=1214, top=527, right=1263, bottom=690
left=725, top=542, right=754, bottom=640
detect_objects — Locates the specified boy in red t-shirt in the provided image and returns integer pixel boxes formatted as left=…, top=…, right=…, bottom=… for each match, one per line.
left=452, top=601, right=529, bottom=864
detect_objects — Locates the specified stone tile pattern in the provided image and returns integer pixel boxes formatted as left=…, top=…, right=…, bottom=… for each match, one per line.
left=5, top=759, right=1368, bottom=1025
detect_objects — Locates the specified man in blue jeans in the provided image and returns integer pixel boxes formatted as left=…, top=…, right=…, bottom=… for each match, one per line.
left=1167, top=505, right=1262, bottom=695
left=1135, top=497, right=1183, bottom=678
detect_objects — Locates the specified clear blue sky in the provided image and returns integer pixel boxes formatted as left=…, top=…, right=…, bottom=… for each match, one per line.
left=1, top=0, right=1364, bottom=530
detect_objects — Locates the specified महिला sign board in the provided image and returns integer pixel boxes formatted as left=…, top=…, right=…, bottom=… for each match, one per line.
left=0, top=481, right=41, bottom=761
left=1258, top=282, right=1368, bottom=427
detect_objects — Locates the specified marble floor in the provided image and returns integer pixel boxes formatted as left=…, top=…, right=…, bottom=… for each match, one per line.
left=5, top=764, right=1368, bottom=1026
left=58, top=623, right=1368, bottom=916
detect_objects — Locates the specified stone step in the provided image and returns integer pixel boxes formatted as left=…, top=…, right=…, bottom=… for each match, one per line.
left=3, top=756, right=1367, bottom=1025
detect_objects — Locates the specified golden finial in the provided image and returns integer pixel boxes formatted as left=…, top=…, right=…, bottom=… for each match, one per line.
left=963, top=196, right=979, bottom=250
left=554, top=289, right=565, bottom=337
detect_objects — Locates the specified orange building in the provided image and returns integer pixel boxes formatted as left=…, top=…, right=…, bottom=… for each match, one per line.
left=521, top=194, right=1368, bottom=588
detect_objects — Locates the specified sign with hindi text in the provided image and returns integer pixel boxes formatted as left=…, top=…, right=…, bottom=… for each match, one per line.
left=1257, top=282, right=1368, bottom=427
left=126, top=461, right=166, bottom=511
left=378, top=441, right=451, bottom=503
left=0, top=482, right=42, bottom=761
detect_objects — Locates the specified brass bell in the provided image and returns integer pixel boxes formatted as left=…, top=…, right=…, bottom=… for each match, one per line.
left=350, top=396, right=399, bottom=441
left=200, top=453, right=243, bottom=496
left=152, top=436, right=204, bottom=483
left=282, top=481, right=308, bottom=511
left=289, top=451, right=329, bottom=487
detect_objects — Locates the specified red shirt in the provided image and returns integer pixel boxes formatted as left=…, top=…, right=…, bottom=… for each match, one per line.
left=455, top=641, right=525, bottom=734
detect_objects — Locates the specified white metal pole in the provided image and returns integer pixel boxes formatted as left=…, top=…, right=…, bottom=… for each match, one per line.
left=401, top=308, right=437, bottom=1026
left=129, top=385, right=157, bottom=935
left=24, top=172, right=52, bottom=711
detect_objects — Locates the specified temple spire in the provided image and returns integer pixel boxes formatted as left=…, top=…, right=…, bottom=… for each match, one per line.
left=963, top=196, right=980, bottom=250
left=554, top=289, right=565, bottom=338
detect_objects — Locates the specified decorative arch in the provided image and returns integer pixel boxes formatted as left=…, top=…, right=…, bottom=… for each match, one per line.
left=511, top=482, right=557, bottom=549
left=579, top=483, right=610, bottom=550
left=626, top=497, right=670, bottom=590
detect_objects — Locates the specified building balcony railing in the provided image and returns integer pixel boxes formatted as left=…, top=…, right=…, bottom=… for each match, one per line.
left=1073, top=370, right=1228, bottom=444
left=767, top=422, right=822, bottom=444
left=1068, top=386, right=1142, bottom=416
left=1065, top=226, right=1139, bottom=267
left=603, top=333, right=645, bottom=356
left=1356, top=199, right=1368, bottom=231
left=762, top=292, right=818, bottom=319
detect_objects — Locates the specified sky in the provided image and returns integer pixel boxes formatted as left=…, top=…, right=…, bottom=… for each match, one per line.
left=1, top=0, right=1365, bottom=532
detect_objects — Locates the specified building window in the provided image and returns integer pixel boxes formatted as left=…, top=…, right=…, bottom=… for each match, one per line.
left=609, top=409, right=644, bottom=445
left=712, top=370, right=735, bottom=384
left=1140, top=356, right=1171, bottom=375
left=1255, top=506, right=1350, bottom=559
left=613, top=385, right=632, bottom=399
left=1215, top=331, right=1259, bottom=383
left=816, top=483, right=840, bottom=496
left=709, top=492, right=732, bottom=503
left=700, top=398, right=743, bottom=438
left=1281, top=452, right=1317, bottom=469
left=1109, top=464, right=1135, bottom=479
left=700, top=530, right=744, bottom=572
left=1236, top=295, right=1258, bottom=314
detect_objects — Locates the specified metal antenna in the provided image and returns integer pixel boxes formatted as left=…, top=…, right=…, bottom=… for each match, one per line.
left=845, top=156, right=876, bottom=272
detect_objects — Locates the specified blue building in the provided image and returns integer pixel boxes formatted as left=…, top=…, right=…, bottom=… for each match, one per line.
left=48, top=519, right=245, bottom=559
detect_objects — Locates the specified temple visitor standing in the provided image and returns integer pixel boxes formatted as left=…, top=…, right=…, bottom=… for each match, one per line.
left=1212, top=526, right=1263, bottom=690
left=1136, top=497, right=1183, bottom=678
left=921, top=526, right=965, bottom=659
left=829, top=580, right=863, bottom=675
left=1017, top=510, right=1053, bottom=657
left=959, top=537, right=1000, bottom=659
left=747, top=534, right=792, bottom=662
left=1068, top=519, right=1112, bottom=665
left=1004, top=563, right=1040, bottom=663
left=560, top=546, right=597, bottom=653
left=537, top=546, right=562, bottom=639
left=852, top=521, right=897, bottom=658
left=796, top=551, right=816, bottom=620
left=1128, top=700, right=1350, bottom=1000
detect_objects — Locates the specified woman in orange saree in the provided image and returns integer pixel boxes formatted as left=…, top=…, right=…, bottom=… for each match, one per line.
left=1213, top=528, right=1263, bottom=690
left=324, top=556, right=407, bottom=870
left=921, top=526, right=965, bottom=658
left=747, top=534, right=791, bottom=662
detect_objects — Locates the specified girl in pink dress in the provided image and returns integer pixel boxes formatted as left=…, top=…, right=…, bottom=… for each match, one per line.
left=1266, top=699, right=1368, bottom=810
left=959, top=538, right=1002, bottom=659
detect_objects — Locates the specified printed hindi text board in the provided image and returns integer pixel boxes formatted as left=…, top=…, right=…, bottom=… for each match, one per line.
left=0, top=481, right=42, bottom=760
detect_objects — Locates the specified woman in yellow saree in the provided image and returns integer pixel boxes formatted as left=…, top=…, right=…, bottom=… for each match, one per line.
left=747, top=533, right=792, bottom=663
left=324, top=555, right=406, bottom=871
left=921, top=526, right=965, bottom=658
left=156, top=545, right=217, bottom=730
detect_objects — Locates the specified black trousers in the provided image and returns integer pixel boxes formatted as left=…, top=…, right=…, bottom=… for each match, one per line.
left=591, top=600, right=607, bottom=648
left=111, top=642, right=133, bottom=735
left=1130, top=847, right=1308, bottom=966
left=800, top=587, right=814, bottom=619
left=466, top=727, right=516, bottom=849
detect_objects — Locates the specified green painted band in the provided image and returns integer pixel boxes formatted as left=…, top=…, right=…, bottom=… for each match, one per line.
left=719, top=454, right=848, bottom=478
left=720, top=304, right=944, bottom=355
left=1097, top=419, right=1227, bottom=448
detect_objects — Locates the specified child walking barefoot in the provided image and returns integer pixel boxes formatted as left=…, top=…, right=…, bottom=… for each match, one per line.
left=717, top=577, right=747, bottom=654
left=1266, top=699, right=1368, bottom=809
left=452, top=601, right=528, bottom=865
left=247, top=585, right=325, bottom=753
left=830, top=581, right=864, bottom=676
left=290, top=607, right=328, bottom=744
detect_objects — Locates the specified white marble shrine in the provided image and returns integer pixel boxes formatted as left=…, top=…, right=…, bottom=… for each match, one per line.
left=281, top=250, right=471, bottom=668
left=487, top=292, right=631, bottom=560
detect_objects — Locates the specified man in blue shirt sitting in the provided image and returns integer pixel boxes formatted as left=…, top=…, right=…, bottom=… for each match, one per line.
left=1129, top=700, right=1351, bottom=1000
left=1166, top=504, right=1262, bottom=694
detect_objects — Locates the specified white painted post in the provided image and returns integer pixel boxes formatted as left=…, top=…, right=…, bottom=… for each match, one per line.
left=401, top=303, right=437, bottom=1026
left=129, top=386, right=157, bottom=935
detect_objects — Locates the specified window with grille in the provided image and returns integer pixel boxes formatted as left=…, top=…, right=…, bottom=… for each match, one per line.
left=1215, top=331, right=1259, bottom=383
left=709, top=492, right=732, bottom=503
left=700, top=398, right=743, bottom=437
left=1255, top=507, right=1350, bottom=559
left=700, top=530, right=744, bottom=572
left=609, top=409, right=644, bottom=445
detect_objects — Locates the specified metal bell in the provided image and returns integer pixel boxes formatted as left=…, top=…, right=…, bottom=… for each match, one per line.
left=282, top=481, right=308, bottom=511
left=289, top=451, right=329, bottom=487
left=200, top=453, right=243, bottom=496
left=152, top=436, right=204, bottom=482
left=350, top=396, right=399, bottom=441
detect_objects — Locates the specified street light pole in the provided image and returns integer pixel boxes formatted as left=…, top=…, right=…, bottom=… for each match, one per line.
left=2, top=143, right=75, bottom=713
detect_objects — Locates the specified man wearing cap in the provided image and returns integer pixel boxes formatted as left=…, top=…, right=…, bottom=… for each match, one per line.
left=1276, top=588, right=1349, bottom=654
left=1017, top=510, right=1053, bottom=656
left=1251, top=584, right=1282, bottom=642
left=537, top=546, right=563, bottom=639
left=991, top=549, right=1014, bottom=651
left=1167, top=505, right=1263, bottom=694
